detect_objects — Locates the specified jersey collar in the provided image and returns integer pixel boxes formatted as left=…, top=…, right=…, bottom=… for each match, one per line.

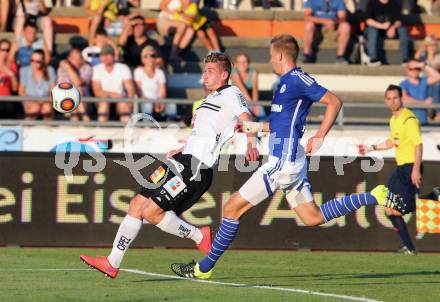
left=216, top=84, right=231, bottom=93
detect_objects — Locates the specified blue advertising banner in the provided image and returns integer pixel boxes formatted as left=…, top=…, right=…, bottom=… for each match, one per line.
left=0, top=127, right=22, bottom=151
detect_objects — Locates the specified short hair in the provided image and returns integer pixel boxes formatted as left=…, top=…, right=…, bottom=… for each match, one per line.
left=24, top=22, right=37, bottom=30
left=408, top=57, right=421, bottom=64
left=0, top=38, right=11, bottom=47
left=270, top=34, right=299, bottom=62
left=204, top=52, right=232, bottom=79
left=141, top=45, right=156, bottom=58
left=68, top=48, right=82, bottom=56
left=385, top=84, right=402, bottom=97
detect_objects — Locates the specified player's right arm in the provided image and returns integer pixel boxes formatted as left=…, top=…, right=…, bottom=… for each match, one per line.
left=238, top=112, right=260, bottom=162
left=357, top=139, right=394, bottom=155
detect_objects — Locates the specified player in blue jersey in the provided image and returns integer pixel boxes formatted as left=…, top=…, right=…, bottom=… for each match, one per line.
left=170, top=34, right=408, bottom=280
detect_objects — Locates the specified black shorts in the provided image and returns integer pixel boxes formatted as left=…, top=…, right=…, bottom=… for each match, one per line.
left=139, top=153, right=213, bottom=215
left=387, top=163, right=422, bottom=213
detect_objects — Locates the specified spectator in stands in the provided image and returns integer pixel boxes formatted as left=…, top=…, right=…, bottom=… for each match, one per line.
left=157, top=0, right=195, bottom=59
left=400, top=58, right=440, bottom=125
left=0, top=0, right=10, bottom=32
left=302, top=0, right=351, bottom=64
left=92, top=44, right=135, bottom=122
left=230, top=53, right=265, bottom=120
left=118, top=14, right=163, bottom=69
left=135, top=45, right=175, bottom=121
left=83, top=0, right=139, bottom=44
left=364, top=0, right=410, bottom=65
left=9, top=23, right=51, bottom=67
left=82, top=28, right=118, bottom=66
left=14, top=0, right=54, bottom=53
left=9, top=22, right=50, bottom=67
left=415, top=35, right=440, bottom=120
left=0, top=39, right=18, bottom=96
left=18, top=49, right=55, bottom=120
left=0, top=38, right=18, bottom=117
left=180, top=0, right=221, bottom=53
left=57, top=48, right=93, bottom=121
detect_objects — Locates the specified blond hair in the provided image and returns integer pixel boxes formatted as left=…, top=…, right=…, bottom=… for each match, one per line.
left=270, top=34, right=299, bottom=62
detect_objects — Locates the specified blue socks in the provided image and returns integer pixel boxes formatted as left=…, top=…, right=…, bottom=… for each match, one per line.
left=198, top=218, right=240, bottom=273
left=320, top=192, right=378, bottom=223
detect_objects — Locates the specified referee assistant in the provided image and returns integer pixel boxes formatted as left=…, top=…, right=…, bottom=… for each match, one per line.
left=358, top=84, right=423, bottom=254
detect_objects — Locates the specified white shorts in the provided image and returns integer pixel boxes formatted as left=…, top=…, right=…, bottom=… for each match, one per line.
left=239, top=155, right=313, bottom=208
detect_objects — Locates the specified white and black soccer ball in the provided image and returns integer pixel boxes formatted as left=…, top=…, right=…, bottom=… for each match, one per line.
left=51, top=82, right=81, bottom=113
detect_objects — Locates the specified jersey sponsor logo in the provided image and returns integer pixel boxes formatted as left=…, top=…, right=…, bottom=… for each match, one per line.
left=150, top=166, right=166, bottom=184
left=279, top=84, right=286, bottom=93
left=271, top=104, right=283, bottom=112
left=210, top=133, right=222, bottom=154
left=163, top=176, right=187, bottom=197
left=238, top=94, right=247, bottom=107
left=117, top=235, right=131, bottom=251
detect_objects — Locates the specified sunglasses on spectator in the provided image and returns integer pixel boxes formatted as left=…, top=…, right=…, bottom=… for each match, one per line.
left=0, top=48, right=10, bottom=52
left=143, top=54, right=157, bottom=58
left=407, top=67, right=421, bottom=71
left=31, top=59, right=44, bottom=64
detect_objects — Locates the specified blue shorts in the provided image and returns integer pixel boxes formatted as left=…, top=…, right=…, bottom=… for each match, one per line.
left=387, top=164, right=420, bottom=213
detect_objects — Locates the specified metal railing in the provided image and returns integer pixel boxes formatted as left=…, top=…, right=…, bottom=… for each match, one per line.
left=1, top=96, right=439, bottom=129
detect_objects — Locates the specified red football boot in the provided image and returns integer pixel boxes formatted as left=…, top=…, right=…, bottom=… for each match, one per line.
left=80, top=255, right=119, bottom=279
left=196, top=226, right=212, bottom=256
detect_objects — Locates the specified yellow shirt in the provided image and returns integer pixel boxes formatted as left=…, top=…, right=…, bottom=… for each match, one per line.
left=174, top=3, right=207, bottom=30
left=389, top=108, right=422, bottom=165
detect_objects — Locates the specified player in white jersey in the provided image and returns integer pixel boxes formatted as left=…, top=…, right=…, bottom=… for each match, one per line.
left=171, top=34, right=407, bottom=280
left=80, top=52, right=259, bottom=279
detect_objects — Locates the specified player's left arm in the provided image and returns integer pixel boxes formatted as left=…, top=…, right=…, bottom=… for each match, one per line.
left=238, top=112, right=260, bottom=161
left=412, top=144, right=423, bottom=189
left=406, top=118, right=423, bottom=188
left=305, top=91, right=342, bottom=154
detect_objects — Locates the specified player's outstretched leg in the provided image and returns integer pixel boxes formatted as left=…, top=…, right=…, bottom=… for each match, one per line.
left=80, top=214, right=142, bottom=278
left=171, top=217, right=240, bottom=279
left=81, top=195, right=212, bottom=278
left=319, top=185, right=407, bottom=223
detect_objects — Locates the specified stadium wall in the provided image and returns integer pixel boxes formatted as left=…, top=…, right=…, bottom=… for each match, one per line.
left=0, top=152, right=439, bottom=252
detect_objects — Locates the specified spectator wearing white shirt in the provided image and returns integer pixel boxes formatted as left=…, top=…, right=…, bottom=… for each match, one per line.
left=92, top=44, right=135, bottom=122
left=134, top=45, right=175, bottom=121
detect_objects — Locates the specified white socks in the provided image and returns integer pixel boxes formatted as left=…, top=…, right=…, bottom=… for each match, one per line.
left=107, top=212, right=202, bottom=268
left=156, top=211, right=203, bottom=244
left=108, top=215, right=142, bottom=268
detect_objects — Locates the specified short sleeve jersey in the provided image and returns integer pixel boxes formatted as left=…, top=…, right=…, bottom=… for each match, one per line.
left=183, top=85, right=249, bottom=167
left=269, top=67, right=327, bottom=161
left=389, top=108, right=422, bottom=165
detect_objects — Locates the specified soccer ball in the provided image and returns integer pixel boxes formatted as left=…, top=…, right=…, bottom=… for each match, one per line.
left=51, top=82, right=81, bottom=113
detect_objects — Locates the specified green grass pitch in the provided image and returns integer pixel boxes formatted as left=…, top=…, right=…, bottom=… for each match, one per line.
left=0, top=247, right=439, bottom=302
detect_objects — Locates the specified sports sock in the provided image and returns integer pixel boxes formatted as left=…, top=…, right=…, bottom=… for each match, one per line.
left=199, top=218, right=240, bottom=273
left=389, top=215, right=416, bottom=251
left=108, top=215, right=142, bottom=268
left=156, top=211, right=203, bottom=244
left=320, top=193, right=377, bottom=223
